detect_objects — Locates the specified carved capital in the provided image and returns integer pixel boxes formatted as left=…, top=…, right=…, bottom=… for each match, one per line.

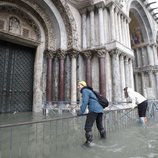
left=82, top=50, right=92, bottom=59
left=96, top=49, right=106, bottom=57
left=57, top=48, right=66, bottom=59
left=45, top=49, right=55, bottom=58
left=68, top=48, right=79, bottom=58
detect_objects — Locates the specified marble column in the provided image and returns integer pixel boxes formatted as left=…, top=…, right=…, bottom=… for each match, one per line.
left=110, top=4, right=115, bottom=41
left=134, top=73, right=139, bottom=92
left=70, top=50, right=78, bottom=105
left=136, top=48, right=141, bottom=67
left=141, top=47, right=146, bottom=66
left=155, top=72, right=158, bottom=98
left=148, top=71, right=154, bottom=88
left=114, top=7, right=119, bottom=41
left=105, top=52, right=112, bottom=101
left=119, top=55, right=125, bottom=100
left=121, top=15, right=125, bottom=45
left=83, top=51, right=92, bottom=86
left=152, top=44, right=158, bottom=65
left=103, top=8, right=108, bottom=43
left=45, top=50, right=54, bottom=103
left=81, top=9, right=87, bottom=49
left=98, top=6, right=104, bottom=45
left=111, top=50, right=121, bottom=102
left=97, top=49, right=106, bottom=95
left=129, top=58, right=134, bottom=89
left=89, top=7, right=95, bottom=47
left=126, top=18, right=131, bottom=48
left=118, top=12, right=122, bottom=43
left=124, top=56, right=129, bottom=87
left=146, top=45, right=154, bottom=66
left=124, top=18, right=128, bottom=47
left=57, top=50, right=65, bottom=101
left=141, top=72, right=145, bottom=96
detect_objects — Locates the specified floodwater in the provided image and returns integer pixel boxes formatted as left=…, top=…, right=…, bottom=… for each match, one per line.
left=0, top=112, right=158, bottom=158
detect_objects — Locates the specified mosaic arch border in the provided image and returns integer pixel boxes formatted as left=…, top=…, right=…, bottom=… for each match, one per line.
left=128, top=0, right=154, bottom=43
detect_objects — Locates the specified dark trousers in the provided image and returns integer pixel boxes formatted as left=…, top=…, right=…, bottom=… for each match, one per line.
left=84, top=112, right=105, bottom=142
left=138, top=100, right=148, bottom=117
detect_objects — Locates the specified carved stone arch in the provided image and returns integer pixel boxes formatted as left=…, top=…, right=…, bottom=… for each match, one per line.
left=53, top=0, right=79, bottom=49
left=128, top=0, right=153, bottom=43
left=0, top=3, right=42, bottom=42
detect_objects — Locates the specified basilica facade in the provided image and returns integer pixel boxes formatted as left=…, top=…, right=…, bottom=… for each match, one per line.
left=0, top=0, right=157, bottom=113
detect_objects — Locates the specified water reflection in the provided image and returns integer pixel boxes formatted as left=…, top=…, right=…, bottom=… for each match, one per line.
left=0, top=112, right=158, bottom=158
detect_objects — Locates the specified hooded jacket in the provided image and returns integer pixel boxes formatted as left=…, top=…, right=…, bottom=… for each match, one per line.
left=127, top=88, right=147, bottom=109
left=79, top=86, right=104, bottom=115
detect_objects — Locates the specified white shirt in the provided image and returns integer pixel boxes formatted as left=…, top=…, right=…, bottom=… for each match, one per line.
left=127, top=88, right=147, bottom=109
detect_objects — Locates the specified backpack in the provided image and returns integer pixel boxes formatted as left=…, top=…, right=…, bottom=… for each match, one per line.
left=93, top=91, right=109, bottom=109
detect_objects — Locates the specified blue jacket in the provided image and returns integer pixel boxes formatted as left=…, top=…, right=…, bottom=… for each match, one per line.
left=79, top=87, right=104, bottom=115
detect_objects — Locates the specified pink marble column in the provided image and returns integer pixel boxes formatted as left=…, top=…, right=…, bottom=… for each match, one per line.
left=57, top=49, right=65, bottom=101
left=97, top=49, right=106, bottom=95
left=45, top=49, right=54, bottom=102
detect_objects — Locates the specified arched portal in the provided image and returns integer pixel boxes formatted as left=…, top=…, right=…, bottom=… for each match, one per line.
left=0, top=0, right=74, bottom=113
left=129, top=0, right=158, bottom=98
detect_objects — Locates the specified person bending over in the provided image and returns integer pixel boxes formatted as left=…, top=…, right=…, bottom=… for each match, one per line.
left=123, top=87, right=148, bottom=127
left=78, top=81, right=106, bottom=147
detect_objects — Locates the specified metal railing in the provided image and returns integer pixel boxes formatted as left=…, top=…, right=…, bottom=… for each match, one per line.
left=0, top=100, right=157, bottom=158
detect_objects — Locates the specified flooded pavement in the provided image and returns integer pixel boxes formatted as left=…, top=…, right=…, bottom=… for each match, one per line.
left=0, top=110, right=158, bottom=158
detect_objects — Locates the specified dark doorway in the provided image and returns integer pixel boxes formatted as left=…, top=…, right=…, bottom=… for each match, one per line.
left=0, top=40, right=35, bottom=113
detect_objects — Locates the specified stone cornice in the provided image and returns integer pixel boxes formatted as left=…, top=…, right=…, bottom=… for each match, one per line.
left=134, top=65, right=158, bottom=73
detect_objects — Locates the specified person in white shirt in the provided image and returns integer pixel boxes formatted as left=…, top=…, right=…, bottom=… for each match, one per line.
left=123, top=87, right=148, bottom=127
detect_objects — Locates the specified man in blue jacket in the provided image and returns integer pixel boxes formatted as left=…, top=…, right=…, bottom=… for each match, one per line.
left=78, top=81, right=106, bottom=147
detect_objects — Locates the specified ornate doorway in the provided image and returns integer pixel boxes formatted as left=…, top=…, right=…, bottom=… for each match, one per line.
left=0, top=40, right=35, bottom=113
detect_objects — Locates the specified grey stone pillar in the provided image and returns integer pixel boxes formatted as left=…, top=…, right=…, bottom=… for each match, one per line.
left=134, top=73, right=139, bottom=92
left=111, top=50, right=121, bottom=102
left=124, top=56, right=129, bottom=87
left=129, top=58, right=134, bottom=89
left=89, top=7, right=95, bottom=47
left=152, top=44, right=158, bottom=65
left=141, top=72, right=145, bottom=96
left=105, top=52, right=112, bottom=101
left=98, top=6, right=104, bottom=45
left=70, top=49, right=78, bottom=105
left=110, top=4, right=115, bottom=41
left=120, top=55, right=125, bottom=100
left=81, top=9, right=87, bottom=49
left=114, top=7, right=119, bottom=41
left=146, top=45, right=154, bottom=66
left=118, top=12, right=122, bottom=43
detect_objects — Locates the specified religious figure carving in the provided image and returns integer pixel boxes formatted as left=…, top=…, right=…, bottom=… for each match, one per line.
left=9, top=17, right=20, bottom=34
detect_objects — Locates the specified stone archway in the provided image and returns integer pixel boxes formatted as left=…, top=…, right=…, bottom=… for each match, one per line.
left=129, top=0, right=158, bottom=98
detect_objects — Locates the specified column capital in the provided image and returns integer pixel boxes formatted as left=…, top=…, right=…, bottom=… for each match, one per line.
left=96, top=49, right=107, bottom=57
left=80, top=8, right=87, bottom=14
left=87, top=6, right=95, bottom=12
left=110, top=49, right=121, bottom=56
left=57, top=48, right=66, bottom=59
left=82, top=50, right=92, bottom=59
left=44, top=49, right=55, bottom=58
left=68, top=48, right=79, bottom=58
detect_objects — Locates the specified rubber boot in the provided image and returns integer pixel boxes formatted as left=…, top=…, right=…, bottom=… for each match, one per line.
left=99, top=129, right=106, bottom=139
left=139, top=117, right=145, bottom=128
left=83, top=131, right=93, bottom=147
